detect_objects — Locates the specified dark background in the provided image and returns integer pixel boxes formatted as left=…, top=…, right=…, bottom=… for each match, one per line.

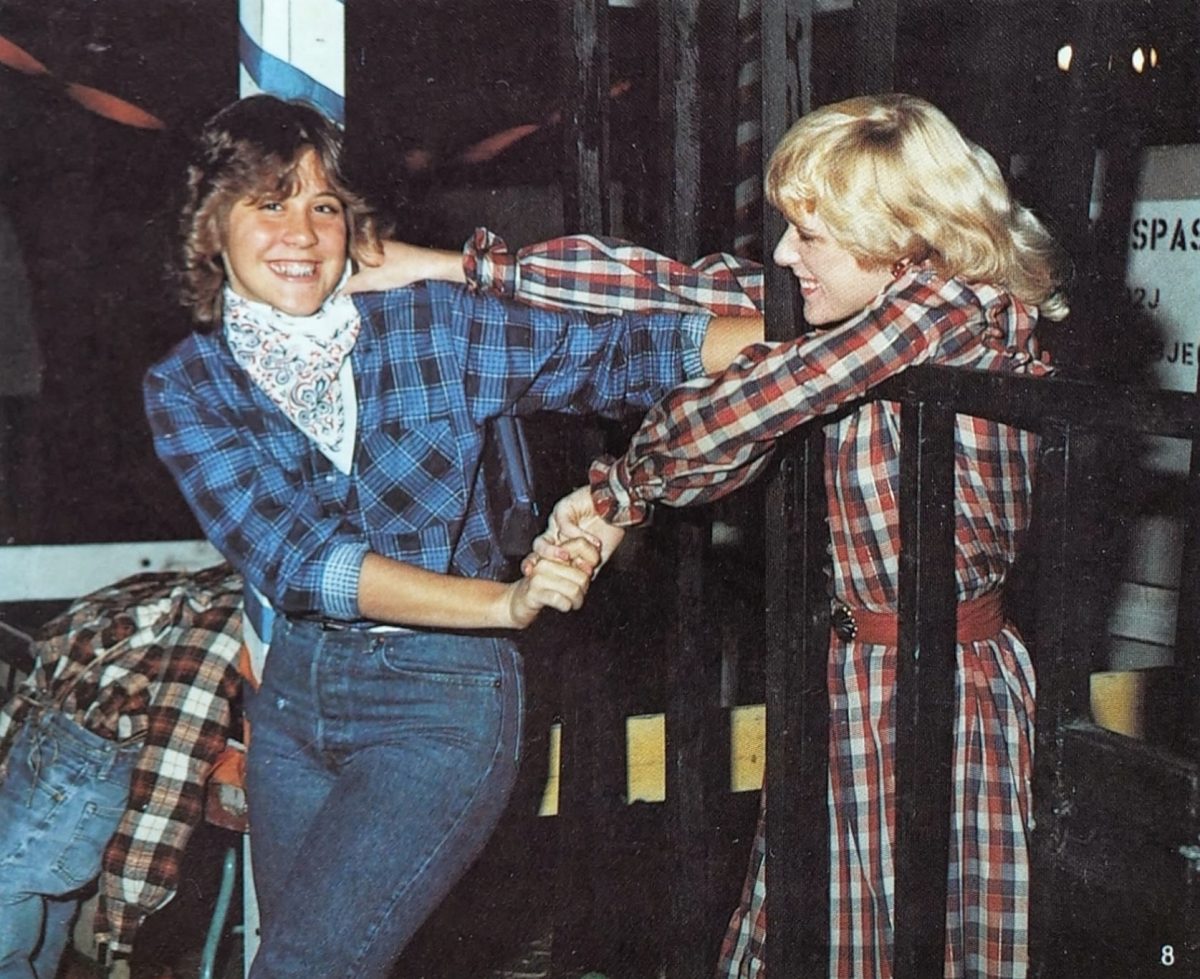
left=2, top=0, right=1196, bottom=548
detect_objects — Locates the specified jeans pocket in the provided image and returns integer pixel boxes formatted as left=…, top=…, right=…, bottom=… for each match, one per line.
left=377, top=637, right=503, bottom=688
left=54, top=797, right=129, bottom=888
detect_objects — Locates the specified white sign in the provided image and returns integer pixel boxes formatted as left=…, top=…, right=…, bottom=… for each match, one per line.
left=1123, top=145, right=1200, bottom=393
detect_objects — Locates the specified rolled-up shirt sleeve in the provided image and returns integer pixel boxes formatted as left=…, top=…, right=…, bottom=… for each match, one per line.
left=587, top=271, right=997, bottom=526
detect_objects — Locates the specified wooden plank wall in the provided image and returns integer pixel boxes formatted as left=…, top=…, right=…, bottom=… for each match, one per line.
left=550, top=1, right=1200, bottom=975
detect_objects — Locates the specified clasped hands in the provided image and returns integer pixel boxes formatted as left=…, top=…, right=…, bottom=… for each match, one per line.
left=511, top=485, right=625, bottom=624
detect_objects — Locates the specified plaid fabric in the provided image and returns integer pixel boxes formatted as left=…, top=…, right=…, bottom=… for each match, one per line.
left=585, top=265, right=1048, bottom=978
left=463, top=227, right=763, bottom=317
left=717, top=789, right=768, bottom=977
left=0, top=564, right=243, bottom=955
left=459, top=235, right=1045, bottom=976
left=144, top=280, right=709, bottom=620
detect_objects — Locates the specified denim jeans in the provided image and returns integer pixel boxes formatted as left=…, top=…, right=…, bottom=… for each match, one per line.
left=0, top=710, right=139, bottom=979
left=244, top=617, right=524, bottom=979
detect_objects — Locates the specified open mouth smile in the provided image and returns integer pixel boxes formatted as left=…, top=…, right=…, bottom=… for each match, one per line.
left=269, top=261, right=320, bottom=279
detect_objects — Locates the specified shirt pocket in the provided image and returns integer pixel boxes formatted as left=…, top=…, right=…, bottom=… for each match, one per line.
left=357, top=419, right=466, bottom=534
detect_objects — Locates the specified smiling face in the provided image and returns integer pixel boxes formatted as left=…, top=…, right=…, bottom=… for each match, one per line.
left=220, top=148, right=349, bottom=316
left=772, top=211, right=895, bottom=326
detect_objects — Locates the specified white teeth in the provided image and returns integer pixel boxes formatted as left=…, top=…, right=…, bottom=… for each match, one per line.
left=271, top=262, right=317, bottom=277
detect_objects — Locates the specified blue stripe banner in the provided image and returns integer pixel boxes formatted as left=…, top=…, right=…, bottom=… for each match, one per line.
left=238, top=24, right=345, bottom=123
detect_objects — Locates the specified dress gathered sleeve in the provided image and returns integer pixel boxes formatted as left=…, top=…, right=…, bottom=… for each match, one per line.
left=462, top=227, right=763, bottom=318
left=589, top=269, right=996, bottom=526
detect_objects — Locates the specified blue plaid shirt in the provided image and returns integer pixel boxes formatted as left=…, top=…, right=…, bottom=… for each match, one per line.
left=144, top=281, right=709, bottom=621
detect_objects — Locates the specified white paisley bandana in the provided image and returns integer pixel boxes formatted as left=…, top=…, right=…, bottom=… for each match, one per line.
left=223, top=269, right=360, bottom=469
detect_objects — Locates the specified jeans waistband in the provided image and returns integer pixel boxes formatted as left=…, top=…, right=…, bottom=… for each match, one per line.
left=16, top=708, right=142, bottom=790
left=288, top=613, right=414, bottom=635
left=34, top=707, right=142, bottom=752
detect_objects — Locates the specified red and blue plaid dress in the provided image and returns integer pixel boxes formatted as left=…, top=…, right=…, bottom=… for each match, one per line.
left=473, top=233, right=1049, bottom=978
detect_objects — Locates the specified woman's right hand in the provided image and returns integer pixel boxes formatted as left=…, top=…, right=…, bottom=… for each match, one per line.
left=504, top=536, right=601, bottom=629
left=526, top=485, right=626, bottom=574
left=341, top=240, right=465, bottom=294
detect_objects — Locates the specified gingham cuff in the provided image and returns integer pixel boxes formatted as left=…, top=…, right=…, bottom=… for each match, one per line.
left=678, top=311, right=711, bottom=380
left=322, top=541, right=371, bottom=619
left=589, top=455, right=653, bottom=528
left=93, top=900, right=139, bottom=959
left=463, top=227, right=520, bottom=298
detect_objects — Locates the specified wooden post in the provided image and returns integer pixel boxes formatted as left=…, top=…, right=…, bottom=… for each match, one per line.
left=892, top=400, right=959, bottom=977
left=656, top=3, right=729, bottom=974
left=559, top=0, right=611, bottom=233
left=1027, top=420, right=1073, bottom=978
left=852, top=0, right=898, bottom=96
left=759, top=3, right=830, bottom=976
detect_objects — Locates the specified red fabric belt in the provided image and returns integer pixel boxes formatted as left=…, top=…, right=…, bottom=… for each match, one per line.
left=831, top=590, right=1005, bottom=646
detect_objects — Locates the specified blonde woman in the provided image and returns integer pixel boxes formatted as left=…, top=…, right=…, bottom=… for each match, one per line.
left=536, top=93, right=1068, bottom=978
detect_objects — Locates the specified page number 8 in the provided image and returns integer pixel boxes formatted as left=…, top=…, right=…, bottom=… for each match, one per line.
left=1161, top=945, right=1174, bottom=966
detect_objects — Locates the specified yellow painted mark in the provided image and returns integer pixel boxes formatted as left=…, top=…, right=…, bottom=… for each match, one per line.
left=538, top=705, right=766, bottom=816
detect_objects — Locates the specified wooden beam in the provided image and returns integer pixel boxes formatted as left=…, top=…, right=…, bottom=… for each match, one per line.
left=893, top=400, right=959, bottom=977
left=559, top=0, right=611, bottom=232
left=658, top=0, right=702, bottom=260
left=852, top=0, right=898, bottom=95
left=759, top=4, right=828, bottom=977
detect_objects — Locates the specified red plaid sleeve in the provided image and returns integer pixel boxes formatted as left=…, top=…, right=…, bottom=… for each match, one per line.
left=589, top=270, right=998, bottom=525
left=463, top=227, right=763, bottom=316
left=93, top=591, right=242, bottom=956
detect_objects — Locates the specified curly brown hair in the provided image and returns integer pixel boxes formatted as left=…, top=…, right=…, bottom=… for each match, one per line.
left=178, top=95, right=382, bottom=326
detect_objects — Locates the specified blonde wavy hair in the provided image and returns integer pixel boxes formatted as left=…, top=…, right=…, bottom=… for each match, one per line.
left=178, top=95, right=383, bottom=327
left=766, top=93, right=1069, bottom=320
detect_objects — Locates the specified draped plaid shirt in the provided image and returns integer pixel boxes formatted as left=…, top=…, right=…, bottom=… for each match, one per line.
left=0, top=564, right=243, bottom=956
left=144, top=278, right=709, bottom=622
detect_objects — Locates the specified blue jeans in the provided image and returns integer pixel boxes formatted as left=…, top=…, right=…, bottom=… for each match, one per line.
left=244, top=618, right=524, bottom=979
left=0, top=710, right=139, bottom=979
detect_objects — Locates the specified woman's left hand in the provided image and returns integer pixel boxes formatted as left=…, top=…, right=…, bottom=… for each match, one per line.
left=505, top=536, right=602, bottom=628
left=341, top=240, right=465, bottom=294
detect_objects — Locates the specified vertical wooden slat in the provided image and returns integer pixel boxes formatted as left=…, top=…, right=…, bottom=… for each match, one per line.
left=892, top=400, right=959, bottom=977
left=760, top=3, right=827, bottom=976
left=657, top=4, right=725, bottom=974
left=553, top=7, right=611, bottom=975
left=761, top=0, right=810, bottom=162
left=1180, top=442, right=1200, bottom=760
left=764, top=429, right=831, bottom=978
left=658, top=0, right=702, bottom=259
left=1026, top=420, right=1071, bottom=979
left=551, top=645, right=613, bottom=976
left=559, top=0, right=610, bottom=233
left=664, top=519, right=728, bottom=978
left=852, top=0, right=898, bottom=96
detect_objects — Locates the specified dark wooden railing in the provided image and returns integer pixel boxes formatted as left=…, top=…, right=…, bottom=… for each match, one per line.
left=764, top=365, right=1200, bottom=977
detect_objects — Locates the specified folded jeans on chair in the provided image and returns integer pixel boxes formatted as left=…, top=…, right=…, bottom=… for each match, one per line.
left=0, top=711, right=139, bottom=979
